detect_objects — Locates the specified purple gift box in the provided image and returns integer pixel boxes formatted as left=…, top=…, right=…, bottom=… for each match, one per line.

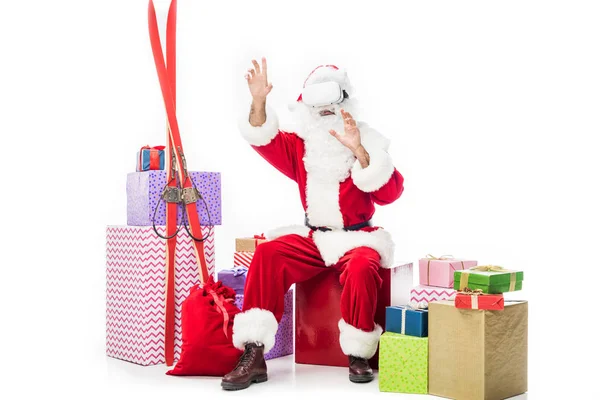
left=127, top=170, right=222, bottom=226
left=234, top=290, right=294, bottom=360
left=218, top=267, right=247, bottom=295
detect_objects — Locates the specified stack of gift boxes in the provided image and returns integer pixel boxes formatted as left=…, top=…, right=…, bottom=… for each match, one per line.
left=379, top=255, right=528, bottom=400
left=217, top=236, right=294, bottom=360
left=105, top=146, right=221, bottom=366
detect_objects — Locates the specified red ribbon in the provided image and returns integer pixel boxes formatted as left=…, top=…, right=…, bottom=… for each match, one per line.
left=253, top=233, right=266, bottom=248
left=208, top=290, right=232, bottom=338
left=139, top=145, right=165, bottom=171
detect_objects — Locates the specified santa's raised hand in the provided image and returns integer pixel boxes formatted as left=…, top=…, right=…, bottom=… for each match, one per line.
left=329, top=110, right=370, bottom=167
left=245, top=57, right=273, bottom=102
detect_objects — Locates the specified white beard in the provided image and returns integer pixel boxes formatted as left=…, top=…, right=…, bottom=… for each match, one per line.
left=289, top=99, right=361, bottom=228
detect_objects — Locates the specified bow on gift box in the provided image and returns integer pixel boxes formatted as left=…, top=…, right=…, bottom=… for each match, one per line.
left=424, top=254, right=466, bottom=285
left=253, top=233, right=266, bottom=248
left=232, top=266, right=248, bottom=277
left=138, top=145, right=166, bottom=171
left=459, top=265, right=518, bottom=292
left=457, top=288, right=486, bottom=310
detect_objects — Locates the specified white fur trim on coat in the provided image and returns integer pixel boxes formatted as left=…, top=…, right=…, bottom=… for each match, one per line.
left=338, top=319, right=383, bottom=359
left=313, top=228, right=395, bottom=268
left=232, top=308, right=279, bottom=353
left=351, top=146, right=395, bottom=193
left=267, top=226, right=395, bottom=268
left=238, top=105, right=279, bottom=146
left=266, top=225, right=311, bottom=240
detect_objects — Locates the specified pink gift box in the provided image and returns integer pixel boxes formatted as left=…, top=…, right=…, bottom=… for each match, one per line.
left=105, top=225, right=215, bottom=366
left=418, top=257, right=477, bottom=288
left=410, top=285, right=456, bottom=304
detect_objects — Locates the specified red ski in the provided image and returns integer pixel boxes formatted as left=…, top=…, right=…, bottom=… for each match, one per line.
left=148, top=0, right=212, bottom=366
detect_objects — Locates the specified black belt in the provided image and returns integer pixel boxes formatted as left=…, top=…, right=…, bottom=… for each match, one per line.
left=304, top=214, right=372, bottom=232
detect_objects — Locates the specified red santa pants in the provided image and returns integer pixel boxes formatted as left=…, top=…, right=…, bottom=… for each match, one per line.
left=231, top=233, right=384, bottom=359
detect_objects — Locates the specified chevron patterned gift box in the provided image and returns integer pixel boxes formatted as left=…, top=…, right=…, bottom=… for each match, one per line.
left=410, top=285, right=456, bottom=304
left=105, top=225, right=215, bottom=366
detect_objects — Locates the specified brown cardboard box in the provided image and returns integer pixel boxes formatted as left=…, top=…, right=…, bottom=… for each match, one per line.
left=429, top=300, right=528, bottom=400
left=235, top=237, right=267, bottom=252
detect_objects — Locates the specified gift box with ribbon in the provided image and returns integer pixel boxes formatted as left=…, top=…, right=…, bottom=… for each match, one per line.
left=454, top=288, right=505, bottom=310
left=419, top=254, right=477, bottom=288
left=379, top=332, right=428, bottom=394
left=127, top=170, right=221, bottom=226
left=385, top=302, right=428, bottom=337
left=454, top=265, right=524, bottom=294
left=136, top=145, right=165, bottom=171
left=217, top=266, right=248, bottom=295
left=234, top=290, right=294, bottom=360
left=235, top=234, right=267, bottom=252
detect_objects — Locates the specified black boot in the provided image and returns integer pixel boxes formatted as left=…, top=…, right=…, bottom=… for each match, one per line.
left=348, top=355, right=374, bottom=383
left=221, top=343, right=268, bottom=391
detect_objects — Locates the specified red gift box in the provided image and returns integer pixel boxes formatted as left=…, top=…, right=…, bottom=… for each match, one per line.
left=454, top=291, right=504, bottom=310
left=294, top=264, right=413, bottom=369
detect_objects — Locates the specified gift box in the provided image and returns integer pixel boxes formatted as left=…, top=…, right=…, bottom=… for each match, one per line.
left=136, top=145, right=165, bottom=171
left=127, top=170, right=221, bottom=226
left=385, top=306, right=428, bottom=337
left=235, top=235, right=267, bottom=252
left=419, top=255, right=477, bottom=288
left=410, top=285, right=456, bottom=304
left=234, top=290, right=294, bottom=360
left=379, top=332, right=428, bottom=394
left=233, top=251, right=254, bottom=269
left=455, top=291, right=504, bottom=310
left=454, top=265, right=524, bottom=294
left=217, top=267, right=247, bottom=295
left=105, top=225, right=215, bottom=366
left=429, top=300, right=528, bottom=400
left=295, top=262, right=413, bottom=368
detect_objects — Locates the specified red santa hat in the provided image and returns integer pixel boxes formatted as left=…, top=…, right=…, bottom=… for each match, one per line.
left=296, top=64, right=353, bottom=102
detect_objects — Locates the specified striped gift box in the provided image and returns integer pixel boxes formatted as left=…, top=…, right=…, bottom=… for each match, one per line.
left=233, top=251, right=254, bottom=268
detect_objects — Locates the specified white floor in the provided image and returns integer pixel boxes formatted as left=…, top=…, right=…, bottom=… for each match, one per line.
left=105, top=355, right=528, bottom=399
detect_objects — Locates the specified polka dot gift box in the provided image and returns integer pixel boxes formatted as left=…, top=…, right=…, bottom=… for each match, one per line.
left=127, top=170, right=221, bottom=226
left=234, top=290, right=294, bottom=361
left=379, top=332, right=428, bottom=394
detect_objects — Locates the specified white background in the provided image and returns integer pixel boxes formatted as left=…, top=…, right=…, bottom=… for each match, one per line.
left=1, top=0, right=599, bottom=399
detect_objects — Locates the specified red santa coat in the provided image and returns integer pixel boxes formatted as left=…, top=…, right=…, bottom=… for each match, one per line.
left=239, top=106, right=404, bottom=268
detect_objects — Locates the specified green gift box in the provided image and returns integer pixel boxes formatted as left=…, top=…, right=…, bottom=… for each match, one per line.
left=379, top=332, right=428, bottom=394
left=454, top=265, right=524, bottom=294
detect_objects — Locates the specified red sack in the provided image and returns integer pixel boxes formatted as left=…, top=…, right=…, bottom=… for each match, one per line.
left=167, top=277, right=243, bottom=376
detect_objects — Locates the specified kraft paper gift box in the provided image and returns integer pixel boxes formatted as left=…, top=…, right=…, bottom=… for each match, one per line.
left=379, top=332, right=428, bottom=394
left=127, top=170, right=222, bottom=226
left=419, top=255, right=477, bottom=288
left=454, top=266, right=524, bottom=294
left=455, top=291, right=505, bottom=310
left=235, top=236, right=267, bottom=252
left=217, top=266, right=247, bottom=295
left=410, top=285, right=456, bottom=304
left=429, top=300, right=528, bottom=400
left=105, top=225, right=215, bottom=366
left=234, top=290, right=294, bottom=360
left=385, top=306, right=428, bottom=337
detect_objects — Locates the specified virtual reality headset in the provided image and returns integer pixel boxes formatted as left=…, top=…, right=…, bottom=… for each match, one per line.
left=299, top=81, right=349, bottom=107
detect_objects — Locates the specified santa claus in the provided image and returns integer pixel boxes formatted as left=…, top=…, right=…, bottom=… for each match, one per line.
left=221, top=58, right=404, bottom=390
